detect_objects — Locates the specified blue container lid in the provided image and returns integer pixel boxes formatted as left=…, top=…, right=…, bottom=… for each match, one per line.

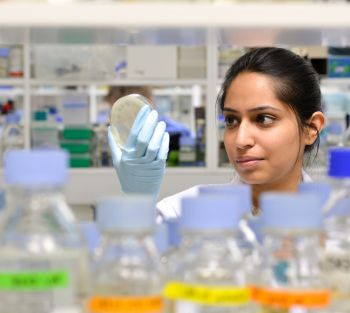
left=260, top=192, right=323, bottom=231
left=96, top=195, right=156, bottom=232
left=4, top=150, right=68, bottom=186
left=5, top=113, right=20, bottom=124
left=180, top=195, right=243, bottom=231
left=198, top=184, right=251, bottom=215
left=298, top=182, right=332, bottom=207
left=328, top=147, right=350, bottom=177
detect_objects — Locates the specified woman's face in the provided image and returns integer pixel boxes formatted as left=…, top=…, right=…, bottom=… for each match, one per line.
left=223, top=72, right=306, bottom=186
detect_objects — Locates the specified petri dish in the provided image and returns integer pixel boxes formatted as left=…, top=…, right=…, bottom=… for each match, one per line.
left=110, top=94, right=153, bottom=150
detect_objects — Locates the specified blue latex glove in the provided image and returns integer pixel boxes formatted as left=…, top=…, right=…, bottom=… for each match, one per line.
left=108, top=105, right=169, bottom=198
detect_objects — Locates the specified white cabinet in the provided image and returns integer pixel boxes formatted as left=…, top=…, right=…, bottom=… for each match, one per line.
left=0, top=2, right=350, bottom=204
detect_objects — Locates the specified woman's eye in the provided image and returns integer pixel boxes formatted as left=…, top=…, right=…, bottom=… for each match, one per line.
left=224, top=116, right=238, bottom=128
left=256, top=114, right=275, bottom=125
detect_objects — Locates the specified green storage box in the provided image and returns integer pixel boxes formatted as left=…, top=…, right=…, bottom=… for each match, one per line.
left=62, top=127, right=94, bottom=140
left=61, top=140, right=92, bottom=154
left=70, top=154, right=92, bottom=168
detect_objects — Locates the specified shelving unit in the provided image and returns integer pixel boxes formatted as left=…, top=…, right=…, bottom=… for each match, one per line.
left=0, top=2, right=349, bottom=29
left=0, top=2, right=349, bottom=204
left=29, top=79, right=208, bottom=87
left=0, top=78, right=24, bottom=86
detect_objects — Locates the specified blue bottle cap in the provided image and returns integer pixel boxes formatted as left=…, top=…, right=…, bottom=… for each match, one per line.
left=180, top=195, right=243, bottom=231
left=260, top=192, right=323, bottom=231
left=96, top=195, right=156, bottom=232
left=298, top=182, right=332, bottom=206
left=198, top=184, right=251, bottom=215
left=4, top=150, right=68, bottom=186
left=328, top=147, right=350, bottom=177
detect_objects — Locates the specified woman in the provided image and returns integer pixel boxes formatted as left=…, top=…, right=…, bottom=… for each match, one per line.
left=108, top=47, right=325, bottom=220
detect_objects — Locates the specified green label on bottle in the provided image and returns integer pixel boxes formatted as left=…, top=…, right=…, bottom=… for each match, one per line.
left=0, top=270, right=69, bottom=291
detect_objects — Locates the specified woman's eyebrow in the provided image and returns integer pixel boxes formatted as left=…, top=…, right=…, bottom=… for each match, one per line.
left=223, top=106, right=282, bottom=113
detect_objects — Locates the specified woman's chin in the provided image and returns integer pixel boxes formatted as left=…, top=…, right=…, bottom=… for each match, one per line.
left=237, top=171, right=270, bottom=185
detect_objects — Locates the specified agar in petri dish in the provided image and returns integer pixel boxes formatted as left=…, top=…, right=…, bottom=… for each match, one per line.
left=110, top=94, right=153, bottom=150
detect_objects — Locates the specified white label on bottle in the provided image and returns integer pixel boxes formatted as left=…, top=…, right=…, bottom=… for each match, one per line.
left=175, top=301, right=200, bottom=313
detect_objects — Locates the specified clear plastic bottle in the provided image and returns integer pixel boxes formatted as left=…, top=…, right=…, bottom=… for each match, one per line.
left=0, top=150, right=89, bottom=313
left=298, top=182, right=332, bottom=209
left=254, top=192, right=330, bottom=313
left=164, top=194, right=257, bottom=313
left=322, top=147, right=350, bottom=216
left=197, top=184, right=260, bottom=258
left=321, top=147, right=350, bottom=312
left=88, top=195, right=164, bottom=313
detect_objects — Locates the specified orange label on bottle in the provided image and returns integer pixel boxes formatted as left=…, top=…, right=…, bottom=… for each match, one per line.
left=250, top=286, right=330, bottom=309
left=88, top=295, right=163, bottom=313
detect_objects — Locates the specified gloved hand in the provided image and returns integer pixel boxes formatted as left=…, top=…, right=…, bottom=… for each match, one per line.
left=108, top=105, right=170, bottom=198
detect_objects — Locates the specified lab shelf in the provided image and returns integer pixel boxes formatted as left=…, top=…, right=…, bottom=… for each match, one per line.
left=29, top=79, right=207, bottom=87
left=63, top=167, right=234, bottom=205
left=0, top=78, right=24, bottom=86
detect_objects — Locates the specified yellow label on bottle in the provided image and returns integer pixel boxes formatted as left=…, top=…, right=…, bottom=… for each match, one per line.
left=251, top=286, right=330, bottom=309
left=88, top=295, right=163, bottom=313
left=163, top=281, right=251, bottom=306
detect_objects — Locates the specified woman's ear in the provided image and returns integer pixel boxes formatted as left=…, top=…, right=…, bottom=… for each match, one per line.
left=305, top=111, right=326, bottom=145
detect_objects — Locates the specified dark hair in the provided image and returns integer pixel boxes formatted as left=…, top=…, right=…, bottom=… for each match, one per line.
left=217, top=47, right=322, bottom=163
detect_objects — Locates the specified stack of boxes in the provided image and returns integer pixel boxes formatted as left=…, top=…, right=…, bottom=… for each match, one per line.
left=60, top=126, right=95, bottom=168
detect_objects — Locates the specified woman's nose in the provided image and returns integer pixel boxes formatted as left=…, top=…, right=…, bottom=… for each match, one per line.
left=235, top=121, right=255, bottom=149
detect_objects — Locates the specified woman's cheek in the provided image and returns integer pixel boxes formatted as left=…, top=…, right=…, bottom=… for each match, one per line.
left=223, top=133, right=236, bottom=164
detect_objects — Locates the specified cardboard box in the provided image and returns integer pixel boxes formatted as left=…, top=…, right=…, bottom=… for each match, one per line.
left=127, top=45, right=177, bottom=79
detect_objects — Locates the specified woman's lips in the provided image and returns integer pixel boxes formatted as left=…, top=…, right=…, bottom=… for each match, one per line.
left=235, top=157, right=264, bottom=169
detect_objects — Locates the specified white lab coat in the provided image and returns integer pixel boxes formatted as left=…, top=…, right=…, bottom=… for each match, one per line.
left=156, top=170, right=312, bottom=221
